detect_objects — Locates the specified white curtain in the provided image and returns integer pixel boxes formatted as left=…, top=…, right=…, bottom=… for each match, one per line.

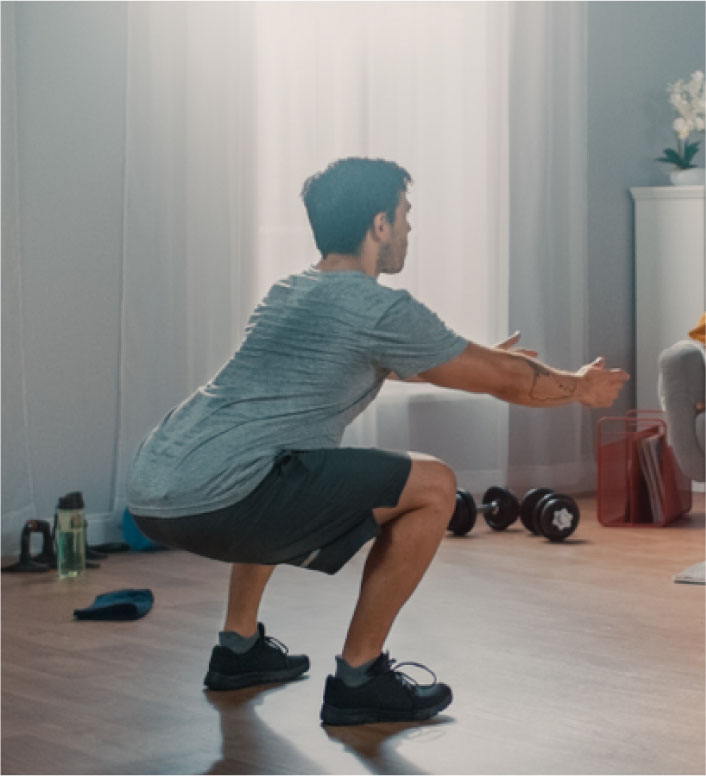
left=114, top=3, right=259, bottom=510
left=507, top=2, right=592, bottom=493
left=2, top=2, right=37, bottom=550
left=110, top=0, right=589, bottom=510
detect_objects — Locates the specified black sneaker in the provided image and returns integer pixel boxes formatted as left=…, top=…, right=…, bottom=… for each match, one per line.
left=320, top=652, right=453, bottom=725
left=204, top=623, right=310, bottom=690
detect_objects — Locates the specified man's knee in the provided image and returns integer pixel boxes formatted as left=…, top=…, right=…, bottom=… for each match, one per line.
left=374, top=453, right=457, bottom=526
left=414, top=455, right=457, bottom=517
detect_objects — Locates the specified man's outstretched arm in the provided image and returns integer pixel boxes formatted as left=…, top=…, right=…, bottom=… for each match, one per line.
left=387, top=331, right=537, bottom=385
left=417, top=341, right=629, bottom=409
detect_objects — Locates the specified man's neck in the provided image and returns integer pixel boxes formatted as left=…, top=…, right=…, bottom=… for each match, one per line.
left=315, top=251, right=378, bottom=278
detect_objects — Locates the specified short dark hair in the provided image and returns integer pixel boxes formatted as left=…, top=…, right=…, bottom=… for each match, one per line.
left=301, top=157, right=412, bottom=257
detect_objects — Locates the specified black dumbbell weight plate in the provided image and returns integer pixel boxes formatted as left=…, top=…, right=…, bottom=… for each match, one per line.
left=448, top=489, right=477, bottom=536
left=520, top=488, right=554, bottom=533
left=535, top=494, right=580, bottom=542
left=482, top=487, right=520, bottom=531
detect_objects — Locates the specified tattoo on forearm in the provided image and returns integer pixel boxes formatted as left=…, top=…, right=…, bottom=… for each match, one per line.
left=526, top=359, right=577, bottom=402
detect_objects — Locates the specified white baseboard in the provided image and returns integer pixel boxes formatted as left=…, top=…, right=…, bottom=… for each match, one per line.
left=505, top=461, right=597, bottom=497
left=455, top=468, right=508, bottom=494
left=451, top=461, right=595, bottom=500
left=86, top=511, right=125, bottom=545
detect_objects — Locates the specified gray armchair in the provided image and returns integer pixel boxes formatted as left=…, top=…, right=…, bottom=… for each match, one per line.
left=658, top=340, right=705, bottom=483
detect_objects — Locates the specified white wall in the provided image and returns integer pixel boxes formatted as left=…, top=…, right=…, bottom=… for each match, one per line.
left=586, top=0, right=705, bottom=421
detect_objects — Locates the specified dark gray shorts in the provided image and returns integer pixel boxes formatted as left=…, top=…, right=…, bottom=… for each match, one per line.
left=132, top=447, right=412, bottom=575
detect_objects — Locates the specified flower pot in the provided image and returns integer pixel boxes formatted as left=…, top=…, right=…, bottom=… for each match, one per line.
left=670, top=167, right=705, bottom=185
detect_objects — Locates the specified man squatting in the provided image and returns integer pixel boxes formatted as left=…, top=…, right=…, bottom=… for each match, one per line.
left=127, top=158, right=629, bottom=726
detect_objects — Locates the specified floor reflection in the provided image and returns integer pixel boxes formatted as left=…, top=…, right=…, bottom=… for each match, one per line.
left=202, top=679, right=455, bottom=775
left=322, top=714, right=455, bottom=775
left=203, top=680, right=324, bottom=775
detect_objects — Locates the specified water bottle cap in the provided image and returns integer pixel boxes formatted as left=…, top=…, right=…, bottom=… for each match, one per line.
left=57, top=491, right=84, bottom=510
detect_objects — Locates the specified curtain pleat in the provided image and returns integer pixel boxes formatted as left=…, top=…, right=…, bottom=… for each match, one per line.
left=507, top=1, right=591, bottom=493
left=1, top=2, right=37, bottom=549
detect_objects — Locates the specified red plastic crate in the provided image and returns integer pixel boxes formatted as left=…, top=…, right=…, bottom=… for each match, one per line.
left=596, top=410, right=692, bottom=527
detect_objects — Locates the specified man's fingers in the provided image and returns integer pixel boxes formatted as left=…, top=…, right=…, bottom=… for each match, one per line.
left=495, top=331, right=521, bottom=349
left=606, top=367, right=629, bottom=382
left=494, top=331, right=539, bottom=359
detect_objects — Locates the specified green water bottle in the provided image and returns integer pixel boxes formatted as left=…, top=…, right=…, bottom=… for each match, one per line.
left=55, top=492, right=86, bottom=578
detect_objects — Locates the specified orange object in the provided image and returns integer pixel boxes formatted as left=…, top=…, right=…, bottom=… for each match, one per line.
left=596, top=410, right=691, bottom=527
left=689, top=312, right=706, bottom=343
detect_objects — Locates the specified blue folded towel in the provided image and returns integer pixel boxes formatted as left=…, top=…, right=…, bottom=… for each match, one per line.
left=73, top=588, right=154, bottom=620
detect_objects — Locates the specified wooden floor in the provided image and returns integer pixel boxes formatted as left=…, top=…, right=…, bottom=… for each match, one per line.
left=2, top=495, right=704, bottom=775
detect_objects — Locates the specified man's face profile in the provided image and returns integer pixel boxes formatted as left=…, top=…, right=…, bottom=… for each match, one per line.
left=377, top=192, right=412, bottom=275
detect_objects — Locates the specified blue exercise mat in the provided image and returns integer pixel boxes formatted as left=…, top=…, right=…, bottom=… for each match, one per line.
left=73, top=588, right=154, bottom=621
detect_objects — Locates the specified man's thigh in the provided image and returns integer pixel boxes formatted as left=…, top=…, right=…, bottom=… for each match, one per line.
left=134, top=446, right=414, bottom=574
left=237, top=446, right=416, bottom=572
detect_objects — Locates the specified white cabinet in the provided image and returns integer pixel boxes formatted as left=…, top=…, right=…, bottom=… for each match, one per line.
left=630, top=186, right=705, bottom=409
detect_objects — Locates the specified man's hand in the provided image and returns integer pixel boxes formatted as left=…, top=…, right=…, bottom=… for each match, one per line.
left=576, top=357, right=630, bottom=408
left=494, top=331, right=538, bottom=359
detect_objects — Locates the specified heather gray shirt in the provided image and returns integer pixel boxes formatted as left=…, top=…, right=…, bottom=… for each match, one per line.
left=126, top=268, right=468, bottom=517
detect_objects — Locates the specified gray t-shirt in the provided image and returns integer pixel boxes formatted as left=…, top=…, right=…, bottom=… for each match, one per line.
left=126, top=268, right=468, bottom=517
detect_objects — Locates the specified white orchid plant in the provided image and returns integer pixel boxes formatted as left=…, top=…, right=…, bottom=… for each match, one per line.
left=656, top=70, right=705, bottom=170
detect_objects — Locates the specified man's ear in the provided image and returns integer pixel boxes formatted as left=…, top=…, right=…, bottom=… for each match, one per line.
left=370, top=211, right=389, bottom=243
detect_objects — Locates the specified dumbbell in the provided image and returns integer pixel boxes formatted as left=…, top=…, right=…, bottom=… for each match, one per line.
left=1, top=519, right=54, bottom=572
left=448, top=487, right=520, bottom=536
left=519, top=488, right=580, bottom=542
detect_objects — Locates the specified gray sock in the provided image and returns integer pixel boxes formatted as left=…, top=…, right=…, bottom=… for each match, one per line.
left=335, top=655, right=378, bottom=688
left=219, top=629, right=259, bottom=654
